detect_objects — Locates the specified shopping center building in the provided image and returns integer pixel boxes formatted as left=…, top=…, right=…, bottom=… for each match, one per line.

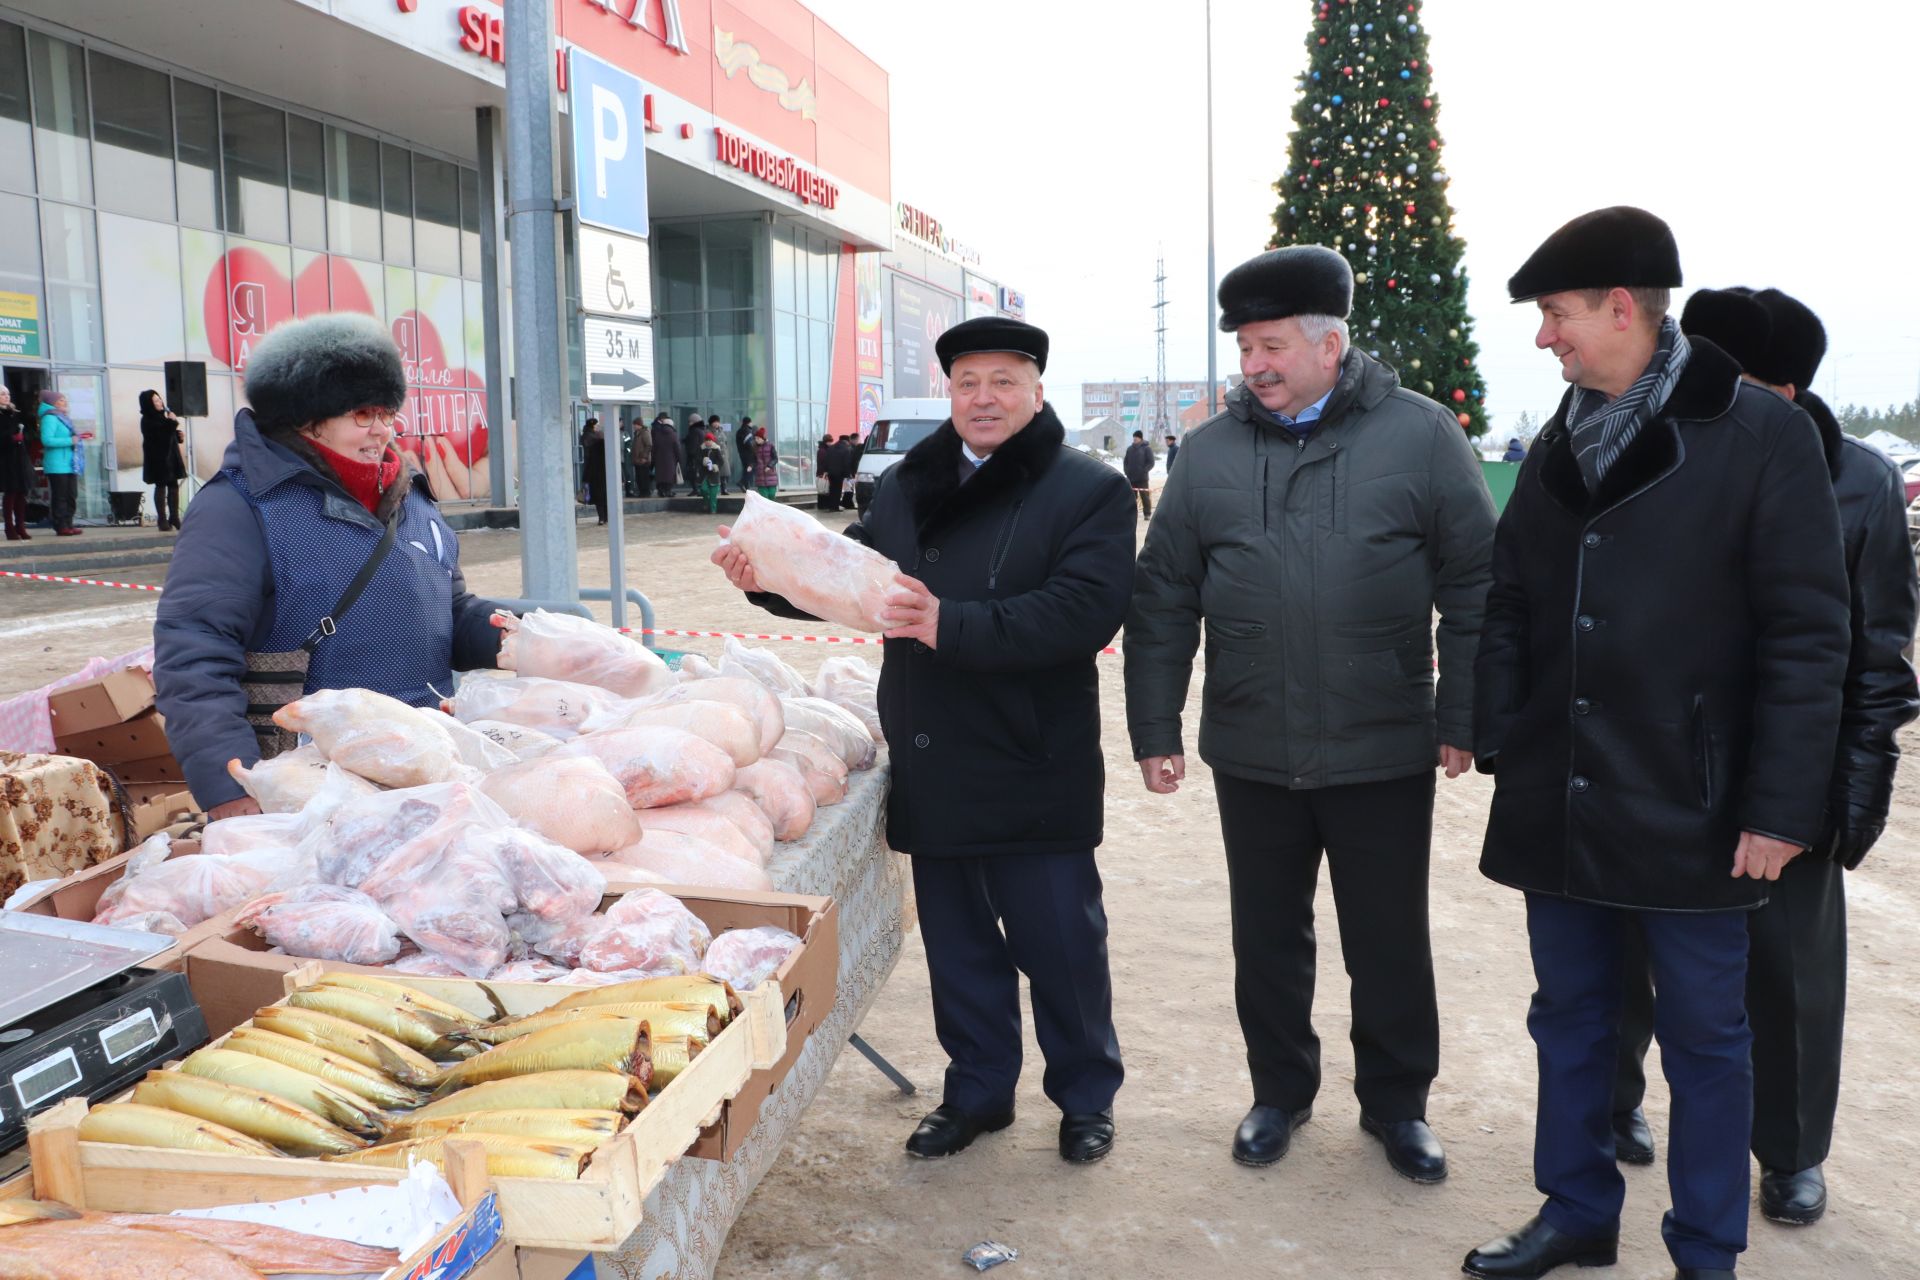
left=0, top=0, right=1025, bottom=519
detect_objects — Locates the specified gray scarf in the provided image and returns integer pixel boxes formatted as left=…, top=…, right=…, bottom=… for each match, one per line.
left=1565, top=315, right=1691, bottom=491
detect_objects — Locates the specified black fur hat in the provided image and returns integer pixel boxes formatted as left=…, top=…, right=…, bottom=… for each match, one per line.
left=1750, top=288, right=1827, bottom=391
left=1679, top=288, right=1770, bottom=375
left=935, top=316, right=1049, bottom=375
left=1507, top=206, right=1682, bottom=303
left=1217, top=245, right=1352, bottom=331
left=244, top=313, right=406, bottom=432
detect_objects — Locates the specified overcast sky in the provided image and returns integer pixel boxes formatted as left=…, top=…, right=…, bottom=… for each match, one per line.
left=809, top=0, right=1920, bottom=432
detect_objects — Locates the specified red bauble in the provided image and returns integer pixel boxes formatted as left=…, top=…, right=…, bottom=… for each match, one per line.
left=1422, top=98, right=1432, bottom=108
left=1462, top=357, right=1473, bottom=367
left=1311, top=158, right=1322, bottom=167
left=1363, top=203, right=1373, bottom=212
left=1387, top=278, right=1397, bottom=288
left=1451, top=389, right=1467, bottom=402
left=1319, top=36, right=1328, bottom=44
left=1428, top=140, right=1439, bottom=150
left=1411, top=60, right=1421, bottom=69
left=1377, top=97, right=1390, bottom=106
left=1343, top=66, right=1354, bottom=76
left=1457, top=411, right=1472, bottom=427
left=1404, top=202, right=1416, bottom=213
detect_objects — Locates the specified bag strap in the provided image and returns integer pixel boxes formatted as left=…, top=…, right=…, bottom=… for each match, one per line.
left=302, top=502, right=403, bottom=651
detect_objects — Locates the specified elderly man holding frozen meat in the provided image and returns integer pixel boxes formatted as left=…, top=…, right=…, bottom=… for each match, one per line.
left=712, top=316, right=1137, bottom=1164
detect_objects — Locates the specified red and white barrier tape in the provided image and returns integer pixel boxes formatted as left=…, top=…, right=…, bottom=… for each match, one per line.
left=1, top=568, right=165, bottom=593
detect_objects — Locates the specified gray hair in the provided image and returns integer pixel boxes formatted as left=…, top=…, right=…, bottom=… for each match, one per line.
left=1295, top=313, right=1350, bottom=359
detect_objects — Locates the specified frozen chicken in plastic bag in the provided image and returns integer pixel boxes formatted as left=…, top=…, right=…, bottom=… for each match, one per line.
left=105, top=910, right=188, bottom=937
left=386, top=895, right=511, bottom=977
left=574, top=888, right=712, bottom=973
left=780, top=697, right=876, bottom=770
left=676, top=653, right=720, bottom=680
left=493, top=956, right=572, bottom=982
left=600, top=831, right=773, bottom=892
left=632, top=800, right=767, bottom=867
left=94, top=845, right=311, bottom=929
left=272, top=688, right=466, bottom=788
left=388, top=950, right=470, bottom=978
left=593, top=697, right=761, bottom=768
left=199, top=811, right=308, bottom=857
left=721, top=492, right=899, bottom=632
left=731, top=758, right=816, bottom=841
left=768, top=729, right=849, bottom=806
left=717, top=636, right=811, bottom=699
left=235, top=884, right=402, bottom=965
left=304, top=782, right=510, bottom=893
left=563, top=726, right=736, bottom=809
left=511, top=909, right=608, bottom=966
left=697, top=790, right=778, bottom=855
left=813, top=655, right=884, bottom=744
left=225, top=744, right=330, bottom=813
left=466, top=719, right=562, bottom=761
left=442, top=674, right=612, bottom=738
left=478, top=754, right=641, bottom=855
left=609, top=677, right=784, bottom=756
left=437, top=714, right=519, bottom=771
left=493, top=609, right=675, bottom=699
left=701, top=925, right=802, bottom=991
left=485, top=827, right=607, bottom=922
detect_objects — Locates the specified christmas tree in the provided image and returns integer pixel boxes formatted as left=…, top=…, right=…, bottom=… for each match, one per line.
left=1271, top=0, right=1488, bottom=434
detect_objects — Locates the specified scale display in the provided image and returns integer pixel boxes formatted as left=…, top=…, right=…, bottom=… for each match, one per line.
left=13, top=1047, right=80, bottom=1110
left=100, top=1007, right=161, bottom=1064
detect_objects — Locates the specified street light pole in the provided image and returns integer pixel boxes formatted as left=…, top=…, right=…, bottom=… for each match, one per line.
left=1205, top=0, right=1218, bottom=415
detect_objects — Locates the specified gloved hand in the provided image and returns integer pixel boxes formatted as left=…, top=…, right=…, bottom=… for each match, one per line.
left=1823, top=799, right=1886, bottom=870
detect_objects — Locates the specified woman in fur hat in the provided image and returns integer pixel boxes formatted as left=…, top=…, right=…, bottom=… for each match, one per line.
left=153, top=313, right=506, bottom=821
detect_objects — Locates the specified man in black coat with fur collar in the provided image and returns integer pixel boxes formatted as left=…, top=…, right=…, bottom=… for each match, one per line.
left=713, top=316, right=1136, bottom=1165
left=1464, top=208, right=1852, bottom=1280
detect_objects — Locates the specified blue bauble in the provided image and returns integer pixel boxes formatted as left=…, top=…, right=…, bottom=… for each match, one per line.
left=1399, top=70, right=1410, bottom=79
left=1313, top=71, right=1321, bottom=80
left=1332, top=94, right=1344, bottom=105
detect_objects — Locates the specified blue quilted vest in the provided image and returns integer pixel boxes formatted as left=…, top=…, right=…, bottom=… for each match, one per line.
left=224, top=466, right=458, bottom=707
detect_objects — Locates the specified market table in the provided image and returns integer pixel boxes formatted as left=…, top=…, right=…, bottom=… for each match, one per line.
left=604, top=756, right=909, bottom=1279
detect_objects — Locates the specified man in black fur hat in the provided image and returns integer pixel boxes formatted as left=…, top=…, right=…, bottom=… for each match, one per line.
left=713, top=315, right=1135, bottom=1166
left=1126, top=244, right=1496, bottom=1184
left=1608, top=287, right=1919, bottom=1228
left=1463, top=209, right=1852, bottom=1280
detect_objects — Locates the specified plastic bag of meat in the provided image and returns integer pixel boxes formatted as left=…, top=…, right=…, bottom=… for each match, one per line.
left=595, top=676, right=784, bottom=756
left=698, top=789, right=779, bottom=854
left=722, top=492, right=900, bottom=632
left=718, top=636, right=811, bottom=699
left=200, top=811, right=308, bottom=857
left=300, top=763, right=385, bottom=830
left=467, top=719, right=562, bottom=761
left=493, top=956, right=572, bottom=982
left=813, top=655, right=884, bottom=744
left=235, top=884, right=402, bottom=964
left=442, top=674, right=612, bottom=739
left=93, top=845, right=312, bottom=929
left=573, top=888, right=712, bottom=973
left=273, top=688, right=467, bottom=788
left=225, top=743, right=329, bottom=813
left=104, top=910, right=188, bottom=937
left=493, top=609, right=675, bottom=699
left=781, top=696, right=877, bottom=770
left=676, top=653, right=720, bottom=680
left=385, top=894, right=512, bottom=977
left=548, top=963, right=684, bottom=986
left=594, top=697, right=761, bottom=767
left=478, top=754, right=641, bottom=854
left=702, top=925, right=802, bottom=991
left=484, top=826, right=607, bottom=921
left=601, top=831, right=774, bottom=892
left=563, top=726, right=736, bottom=809
left=510, top=909, right=608, bottom=966
left=437, top=713, right=519, bottom=771
left=769, top=729, right=849, bottom=806
left=388, top=950, right=471, bottom=977
left=732, top=758, right=816, bottom=841
left=303, top=782, right=511, bottom=894
left=633, top=801, right=767, bottom=867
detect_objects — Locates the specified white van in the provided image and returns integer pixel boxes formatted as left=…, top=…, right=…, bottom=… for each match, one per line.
left=853, top=397, right=949, bottom=514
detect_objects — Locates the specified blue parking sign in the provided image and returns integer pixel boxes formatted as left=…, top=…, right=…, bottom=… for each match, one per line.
left=568, top=50, right=649, bottom=239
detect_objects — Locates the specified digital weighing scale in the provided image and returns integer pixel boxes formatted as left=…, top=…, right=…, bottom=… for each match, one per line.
left=0, top=911, right=209, bottom=1177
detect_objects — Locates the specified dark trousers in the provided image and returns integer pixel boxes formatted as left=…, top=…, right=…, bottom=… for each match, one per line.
left=1527, top=893, right=1751, bottom=1271
left=1213, top=770, right=1438, bottom=1119
left=2, top=491, right=24, bottom=537
left=153, top=481, right=178, bottom=527
left=1133, top=486, right=1152, bottom=517
left=48, top=472, right=76, bottom=529
left=822, top=476, right=846, bottom=511
left=911, top=852, right=1123, bottom=1116
left=1616, top=853, right=1845, bottom=1172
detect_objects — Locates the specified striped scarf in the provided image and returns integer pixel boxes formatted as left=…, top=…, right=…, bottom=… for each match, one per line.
left=1565, top=315, right=1691, bottom=491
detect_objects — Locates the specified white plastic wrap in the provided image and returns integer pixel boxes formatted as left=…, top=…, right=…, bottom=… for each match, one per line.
left=93, top=845, right=313, bottom=929
left=601, top=831, right=774, bottom=892
left=478, top=754, right=641, bottom=854
left=701, top=925, right=802, bottom=991
left=225, top=744, right=329, bottom=813
left=574, top=888, right=713, bottom=973
left=717, top=636, right=811, bottom=699
left=511, top=910, right=607, bottom=966
left=272, top=688, right=466, bottom=788
left=604, top=677, right=784, bottom=756
left=722, top=491, right=899, bottom=632
left=632, top=801, right=766, bottom=867
left=780, top=696, right=877, bottom=770
left=731, top=758, right=816, bottom=842
left=675, top=653, right=720, bottom=680
left=492, top=956, right=571, bottom=982
left=387, top=950, right=469, bottom=977
left=696, top=790, right=779, bottom=855
left=562, top=726, right=736, bottom=809
left=595, top=697, right=762, bottom=768
left=441, top=675, right=612, bottom=739
left=436, top=714, right=519, bottom=771
left=813, top=655, right=884, bottom=744
left=303, top=782, right=510, bottom=893
left=235, top=884, right=402, bottom=964
left=494, top=609, right=675, bottom=699
left=199, top=811, right=308, bottom=857
left=768, top=728, right=850, bottom=806
left=465, top=719, right=562, bottom=761
left=483, top=827, right=607, bottom=922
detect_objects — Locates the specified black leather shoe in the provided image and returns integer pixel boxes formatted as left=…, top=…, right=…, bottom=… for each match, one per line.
left=1231, top=1103, right=1311, bottom=1167
left=1673, top=1270, right=1737, bottom=1279
left=1360, top=1113, right=1448, bottom=1183
left=1613, top=1107, right=1655, bottom=1165
left=904, top=1103, right=1013, bottom=1159
left=1462, top=1215, right=1619, bottom=1278
left=1058, top=1109, right=1115, bottom=1163
left=1759, top=1163, right=1826, bottom=1225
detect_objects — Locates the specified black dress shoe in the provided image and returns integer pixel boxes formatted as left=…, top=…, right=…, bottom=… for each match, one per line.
left=1462, top=1215, right=1619, bottom=1278
left=1613, top=1107, right=1655, bottom=1165
left=1759, top=1163, right=1826, bottom=1225
left=1231, top=1103, right=1311, bottom=1167
left=1360, top=1113, right=1448, bottom=1183
left=904, top=1103, right=1013, bottom=1159
left=1672, top=1270, right=1737, bottom=1279
left=1058, top=1109, right=1114, bottom=1163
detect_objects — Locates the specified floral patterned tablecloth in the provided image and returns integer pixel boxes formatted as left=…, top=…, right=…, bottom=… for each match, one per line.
left=600, top=757, right=909, bottom=1279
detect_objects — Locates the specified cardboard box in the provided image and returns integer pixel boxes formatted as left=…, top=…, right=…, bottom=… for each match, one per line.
left=46, top=670, right=155, bottom=736
left=123, top=779, right=196, bottom=841
left=54, top=710, right=174, bottom=768
left=386, top=1190, right=512, bottom=1280
left=13, top=839, right=227, bottom=970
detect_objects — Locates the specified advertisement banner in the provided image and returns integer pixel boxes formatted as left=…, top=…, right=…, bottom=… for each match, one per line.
left=858, top=379, right=883, bottom=439
left=854, top=252, right=882, bottom=379
left=891, top=276, right=958, bottom=399
left=0, top=291, right=39, bottom=358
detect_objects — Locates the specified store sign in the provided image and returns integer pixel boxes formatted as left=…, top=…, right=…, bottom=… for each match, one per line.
left=858, top=381, right=884, bottom=438
left=713, top=128, right=839, bottom=210
left=891, top=277, right=958, bottom=399
left=0, top=291, right=41, bottom=358
left=1000, top=286, right=1025, bottom=318
left=578, top=0, right=690, bottom=57
left=569, top=50, right=651, bottom=238
left=584, top=315, right=655, bottom=401
left=896, top=202, right=981, bottom=265
left=579, top=226, right=651, bottom=319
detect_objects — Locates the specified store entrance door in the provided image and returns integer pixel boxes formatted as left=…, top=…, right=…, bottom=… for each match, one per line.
left=53, top=370, right=110, bottom=524
left=3, top=365, right=51, bottom=524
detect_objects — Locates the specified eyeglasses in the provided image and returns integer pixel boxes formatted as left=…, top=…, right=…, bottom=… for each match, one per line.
left=351, top=407, right=400, bottom=429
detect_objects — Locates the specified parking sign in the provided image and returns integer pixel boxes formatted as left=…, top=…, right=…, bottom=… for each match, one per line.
left=568, top=49, right=649, bottom=239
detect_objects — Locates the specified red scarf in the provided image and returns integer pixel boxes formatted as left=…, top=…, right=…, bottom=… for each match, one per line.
left=313, top=442, right=402, bottom=513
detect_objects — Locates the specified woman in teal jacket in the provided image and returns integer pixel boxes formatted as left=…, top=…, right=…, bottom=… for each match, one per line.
left=36, top=390, right=82, bottom=535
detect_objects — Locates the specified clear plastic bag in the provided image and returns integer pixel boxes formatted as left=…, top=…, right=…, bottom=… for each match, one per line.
left=235, top=884, right=402, bottom=965
left=701, top=925, right=801, bottom=991
left=225, top=744, right=330, bottom=813
left=272, top=687, right=466, bottom=788
left=697, top=790, right=778, bottom=855
left=722, top=491, right=900, bottom=632
left=813, top=655, right=884, bottom=744
left=632, top=801, right=767, bottom=867
left=442, top=674, right=613, bottom=739
left=601, top=831, right=774, bottom=892
left=599, top=677, right=784, bottom=756
left=478, top=754, right=641, bottom=855
left=596, top=697, right=761, bottom=768
left=575, top=889, right=713, bottom=974
left=675, top=653, right=720, bottom=680
left=492, top=956, right=572, bottom=982
left=199, top=811, right=308, bottom=857
left=437, top=714, right=519, bottom=771
left=731, top=758, right=816, bottom=842
left=779, top=697, right=877, bottom=770
left=510, top=910, right=608, bottom=967
left=93, top=845, right=313, bottom=929
left=483, top=827, right=607, bottom=922
left=717, top=636, right=811, bottom=699
left=465, top=719, right=562, bottom=761
left=493, top=609, right=675, bottom=699
left=562, top=726, right=737, bottom=809
left=769, top=729, right=849, bottom=806
left=303, top=782, right=512, bottom=895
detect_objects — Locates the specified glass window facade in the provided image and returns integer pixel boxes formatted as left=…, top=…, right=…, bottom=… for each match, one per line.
left=413, top=154, right=460, bottom=276
left=772, top=220, right=839, bottom=486
left=380, top=142, right=412, bottom=265
left=648, top=217, right=770, bottom=481
left=28, top=31, right=89, bottom=205
left=287, top=113, right=326, bottom=249
left=173, top=79, right=219, bottom=230
left=326, top=126, right=381, bottom=259
left=221, top=94, right=288, bottom=242
left=41, top=201, right=101, bottom=363
left=0, top=23, right=30, bottom=195
left=90, top=53, right=174, bottom=220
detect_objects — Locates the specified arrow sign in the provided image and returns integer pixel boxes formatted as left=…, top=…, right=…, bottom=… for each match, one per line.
left=590, top=368, right=651, bottom=393
left=582, top=316, right=656, bottom=403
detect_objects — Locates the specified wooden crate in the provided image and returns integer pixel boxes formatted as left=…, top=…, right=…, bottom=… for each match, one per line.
left=25, top=963, right=786, bottom=1251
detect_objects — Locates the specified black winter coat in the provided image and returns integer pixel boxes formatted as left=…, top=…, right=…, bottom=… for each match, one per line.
left=651, top=423, right=682, bottom=492
left=581, top=429, right=607, bottom=504
left=1473, top=340, right=1852, bottom=911
left=1799, top=391, right=1920, bottom=865
left=141, top=408, right=188, bottom=484
left=751, top=405, right=1136, bottom=857
left=824, top=440, right=855, bottom=481
left=1122, top=441, right=1154, bottom=487
left=0, top=406, right=29, bottom=495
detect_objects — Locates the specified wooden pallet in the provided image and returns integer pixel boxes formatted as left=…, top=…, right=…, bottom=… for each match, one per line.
left=26, top=964, right=786, bottom=1251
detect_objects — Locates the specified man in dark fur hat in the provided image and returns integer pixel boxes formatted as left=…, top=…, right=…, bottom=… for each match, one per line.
left=713, top=315, right=1135, bottom=1166
left=1463, top=211, right=1853, bottom=1280
left=1125, top=243, right=1496, bottom=1183
left=1608, top=287, right=1919, bottom=1229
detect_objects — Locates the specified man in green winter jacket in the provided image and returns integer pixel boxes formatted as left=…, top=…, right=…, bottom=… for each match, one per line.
left=1124, top=245, right=1495, bottom=1183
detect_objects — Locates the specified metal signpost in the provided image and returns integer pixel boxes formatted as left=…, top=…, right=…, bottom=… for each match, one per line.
left=568, top=49, right=654, bottom=630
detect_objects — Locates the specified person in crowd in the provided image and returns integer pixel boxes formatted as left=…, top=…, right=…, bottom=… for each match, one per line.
left=1502, top=436, right=1527, bottom=462
left=715, top=316, right=1135, bottom=1166
left=154, top=313, right=505, bottom=821
left=1164, top=432, right=1179, bottom=469
left=736, top=414, right=757, bottom=491
left=824, top=433, right=857, bottom=511
left=694, top=430, right=726, bottom=514
left=581, top=417, right=608, bottom=525
left=815, top=435, right=833, bottom=510
left=630, top=415, right=653, bottom=498
left=751, top=424, right=779, bottom=499
left=1607, top=286, right=1919, bottom=1230
left=1122, top=429, right=1155, bottom=516
left=140, top=390, right=188, bottom=532
left=650, top=411, right=682, bottom=499
left=682, top=415, right=707, bottom=496
left=1463, top=208, right=1850, bottom=1280
left=1126, top=244, right=1495, bottom=1185
left=37, top=390, right=84, bottom=536
left=0, top=385, right=29, bottom=541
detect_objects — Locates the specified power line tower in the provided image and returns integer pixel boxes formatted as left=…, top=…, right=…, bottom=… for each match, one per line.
left=1153, top=252, right=1169, bottom=440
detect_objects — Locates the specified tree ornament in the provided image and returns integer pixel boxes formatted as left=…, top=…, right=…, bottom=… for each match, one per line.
left=1387, top=278, right=1397, bottom=288
left=1457, top=411, right=1471, bottom=427
left=1424, top=381, right=1434, bottom=392
left=1448, top=329, right=1458, bottom=339
left=1354, top=272, right=1368, bottom=283
left=1429, top=273, right=1441, bottom=283
left=1399, top=70, right=1410, bottom=79
left=1451, top=389, right=1466, bottom=402
left=1410, top=358, right=1422, bottom=369
left=1332, top=94, right=1343, bottom=104
left=1377, top=97, right=1390, bottom=106
left=1370, top=317, right=1382, bottom=328
left=1422, top=97, right=1432, bottom=108
left=1411, top=60, right=1421, bottom=68
left=1430, top=215, right=1443, bottom=226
